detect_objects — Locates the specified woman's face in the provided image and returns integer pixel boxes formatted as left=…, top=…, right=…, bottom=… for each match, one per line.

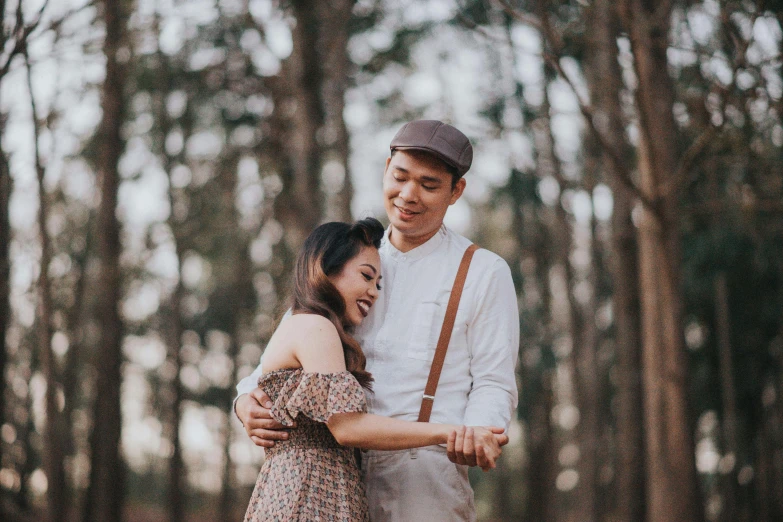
left=329, top=245, right=382, bottom=326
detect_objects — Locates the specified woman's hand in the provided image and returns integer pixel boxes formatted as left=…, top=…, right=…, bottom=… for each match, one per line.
left=447, top=426, right=509, bottom=471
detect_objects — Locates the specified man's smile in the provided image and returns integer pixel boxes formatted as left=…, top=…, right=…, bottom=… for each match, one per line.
left=394, top=204, right=421, bottom=217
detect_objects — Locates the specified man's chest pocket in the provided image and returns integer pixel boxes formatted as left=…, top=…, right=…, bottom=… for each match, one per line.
left=406, top=302, right=469, bottom=363
left=406, top=302, right=440, bottom=362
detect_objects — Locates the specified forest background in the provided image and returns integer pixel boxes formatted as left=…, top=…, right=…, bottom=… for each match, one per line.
left=0, top=0, right=782, bottom=521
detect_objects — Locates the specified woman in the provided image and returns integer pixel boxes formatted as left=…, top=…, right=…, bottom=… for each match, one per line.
left=244, top=217, right=505, bottom=521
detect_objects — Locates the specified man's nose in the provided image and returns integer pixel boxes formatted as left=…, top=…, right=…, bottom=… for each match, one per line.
left=399, top=181, right=418, bottom=202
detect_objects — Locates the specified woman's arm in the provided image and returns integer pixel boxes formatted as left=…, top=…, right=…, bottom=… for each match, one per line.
left=328, top=414, right=506, bottom=471
left=327, top=412, right=456, bottom=450
left=291, top=315, right=505, bottom=466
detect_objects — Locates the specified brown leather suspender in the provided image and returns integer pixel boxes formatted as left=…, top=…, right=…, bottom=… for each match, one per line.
left=417, top=244, right=479, bottom=423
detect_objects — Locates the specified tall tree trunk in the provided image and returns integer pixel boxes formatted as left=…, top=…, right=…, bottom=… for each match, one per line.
left=619, top=2, right=703, bottom=521
left=27, top=55, right=67, bottom=522
left=318, top=0, right=355, bottom=222
left=532, top=1, right=604, bottom=516
left=539, top=55, right=599, bottom=522
left=275, top=0, right=325, bottom=248
left=714, top=273, right=738, bottom=522
left=499, top=14, right=557, bottom=520
left=0, top=114, right=10, bottom=464
left=152, top=27, right=186, bottom=522
left=216, top=152, right=253, bottom=522
left=586, top=1, right=647, bottom=520
left=526, top=370, right=557, bottom=522
left=84, top=1, right=127, bottom=520
left=165, top=283, right=185, bottom=522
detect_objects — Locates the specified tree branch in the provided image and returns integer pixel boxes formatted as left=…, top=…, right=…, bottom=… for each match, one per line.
left=494, top=0, right=660, bottom=217
left=0, top=0, right=51, bottom=80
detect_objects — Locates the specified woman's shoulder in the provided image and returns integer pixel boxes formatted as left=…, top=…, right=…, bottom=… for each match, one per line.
left=283, top=313, right=340, bottom=341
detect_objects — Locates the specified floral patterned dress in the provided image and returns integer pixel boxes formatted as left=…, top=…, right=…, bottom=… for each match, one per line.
left=243, top=368, right=369, bottom=522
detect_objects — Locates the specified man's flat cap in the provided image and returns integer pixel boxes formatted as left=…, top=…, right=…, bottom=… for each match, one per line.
left=389, top=120, right=473, bottom=176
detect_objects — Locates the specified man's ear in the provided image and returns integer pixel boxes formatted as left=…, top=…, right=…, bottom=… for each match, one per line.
left=450, top=177, right=466, bottom=205
left=384, top=156, right=391, bottom=175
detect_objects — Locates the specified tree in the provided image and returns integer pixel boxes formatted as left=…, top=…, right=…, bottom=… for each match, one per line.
left=618, top=1, right=703, bottom=520
left=25, top=48, right=67, bottom=522
left=83, top=0, right=129, bottom=520
left=0, top=4, right=50, bottom=507
left=584, top=1, right=646, bottom=519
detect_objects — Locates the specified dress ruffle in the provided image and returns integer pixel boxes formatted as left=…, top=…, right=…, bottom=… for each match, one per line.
left=258, top=368, right=367, bottom=426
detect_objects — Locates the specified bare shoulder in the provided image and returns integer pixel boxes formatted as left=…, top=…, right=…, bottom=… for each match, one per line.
left=284, top=313, right=339, bottom=337
left=282, top=313, right=346, bottom=372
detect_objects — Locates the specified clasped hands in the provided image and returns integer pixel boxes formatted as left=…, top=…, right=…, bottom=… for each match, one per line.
left=447, top=425, right=508, bottom=472
left=236, top=388, right=509, bottom=472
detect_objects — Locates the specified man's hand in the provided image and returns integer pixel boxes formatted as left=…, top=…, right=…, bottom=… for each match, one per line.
left=447, top=426, right=508, bottom=471
left=235, top=388, right=294, bottom=448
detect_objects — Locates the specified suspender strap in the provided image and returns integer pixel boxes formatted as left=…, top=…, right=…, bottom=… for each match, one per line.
left=417, top=244, right=479, bottom=423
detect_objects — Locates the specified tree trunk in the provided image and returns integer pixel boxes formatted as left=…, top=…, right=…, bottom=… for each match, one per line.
left=28, top=56, right=67, bottom=522
left=527, top=371, right=556, bottom=521
left=165, top=284, right=185, bottom=522
left=0, top=114, right=10, bottom=465
left=216, top=151, right=254, bottom=522
left=619, top=2, right=703, bottom=521
left=83, top=1, right=127, bottom=520
left=152, top=27, right=186, bottom=522
left=714, top=272, right=738, bottom=522
left=539, top=55, right=599, bottom=522
left=586, top=1, right=647, bottom=520
left=275, top=0, right=325, bottom=248
left=318, top=0, right=355, bottom=222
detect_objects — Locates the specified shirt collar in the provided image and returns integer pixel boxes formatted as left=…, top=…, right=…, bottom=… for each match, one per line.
left=382, top=224, right=447, bottom=261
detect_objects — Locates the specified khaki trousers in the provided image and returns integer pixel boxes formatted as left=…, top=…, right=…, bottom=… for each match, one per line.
left=361, top=446, right=476, bottom=522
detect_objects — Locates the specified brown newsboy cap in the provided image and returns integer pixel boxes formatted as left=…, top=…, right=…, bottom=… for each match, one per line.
left=390, top=120, right=473, bottom=176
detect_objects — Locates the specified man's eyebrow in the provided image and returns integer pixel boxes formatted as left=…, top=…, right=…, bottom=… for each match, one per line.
left=421, top=175, right=443, bottom=184
left=360, top=263, right=378, bottom=275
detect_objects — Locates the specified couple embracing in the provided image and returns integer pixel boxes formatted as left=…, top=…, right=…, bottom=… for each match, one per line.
left=234, top=120, right=520, bottom=521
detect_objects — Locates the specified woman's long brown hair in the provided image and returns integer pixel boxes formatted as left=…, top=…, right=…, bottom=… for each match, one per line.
left=290, top=218, right=384, bottom=389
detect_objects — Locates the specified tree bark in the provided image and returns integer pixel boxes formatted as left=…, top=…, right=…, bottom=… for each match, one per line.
left=534, top=10, right=599, bottom=514
left=318, top=0, right=356, bottom=222
left=215, top=152, right=254, bottom=522
left=619, top=2, right=703, bottom=521
left=83, top=1, right=127, bottom=520
left=526, top=371, right=557, bottom=522
left=152, top=27, right=186, bottom=522
left=275, top=0, right=325, bottom=248
left=0, top=114, right=10, bottom=469
left=586, top=1, right=647, bottom=520
left=165, top=284, right=185, bottom=522
left=27, top=53, right=67, bottom=522
left=714, top=272, right=738, bottom=522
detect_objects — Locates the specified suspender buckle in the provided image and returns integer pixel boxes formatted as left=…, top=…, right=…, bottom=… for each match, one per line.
left=422, top=394, right=435, bottom=401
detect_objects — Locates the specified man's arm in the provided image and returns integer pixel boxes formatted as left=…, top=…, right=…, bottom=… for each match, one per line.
left=235, top=362, right=264, bottom=406
left=233, top=310, right=295, bottom=447
left=451, top=256, right=520, bottom=465
left=234, top=359, right=291, bottom=447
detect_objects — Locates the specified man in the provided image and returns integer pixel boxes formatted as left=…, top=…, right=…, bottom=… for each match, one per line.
left=235, top=120, right=519, bottom=521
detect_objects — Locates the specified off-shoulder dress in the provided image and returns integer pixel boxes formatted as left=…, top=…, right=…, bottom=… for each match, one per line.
left=243, top=368, right=369, bottom=522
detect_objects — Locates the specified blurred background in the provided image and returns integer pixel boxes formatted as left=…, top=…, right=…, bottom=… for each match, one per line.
left=1, top=0, right=782, bottom=521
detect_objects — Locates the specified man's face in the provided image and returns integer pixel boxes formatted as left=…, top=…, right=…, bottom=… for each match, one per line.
left=382, top=150, right=466, bottom=249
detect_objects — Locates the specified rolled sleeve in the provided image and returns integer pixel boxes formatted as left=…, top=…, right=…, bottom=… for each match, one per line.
left=236, top=361, right=264, bottom=398
left=463, top=258, right=520, bottom=428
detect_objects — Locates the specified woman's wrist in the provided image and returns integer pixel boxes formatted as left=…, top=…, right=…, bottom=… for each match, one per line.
left=438, top=423, right=460, bottom=444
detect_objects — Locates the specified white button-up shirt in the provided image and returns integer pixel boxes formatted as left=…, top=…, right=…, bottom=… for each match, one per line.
left=236, top=225, right=519, bottom=429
